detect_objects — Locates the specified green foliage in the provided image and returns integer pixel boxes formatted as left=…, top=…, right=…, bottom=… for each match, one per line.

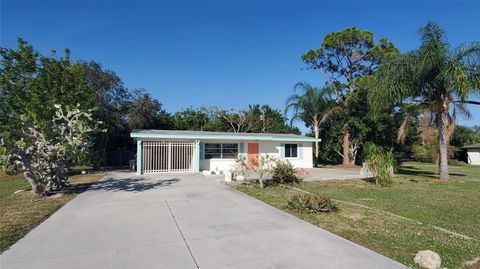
left=172, top=104, right=298, bottom=134
left=271, top=159, right=299, bottom=184
left=369, top=22, right=480, bottom=180
left=301, top=27, right=399, bottom=165
left=447, top=159, right=468, bottom=166
left=0, top=146, right=20, bottom=175
left=81, top=61, right=130, bottom=167
left=450, top=125, right=480, bottom=162
left=362, top=143, right=395, bottom=186
left=0, top=39, right=95, bottom=138
left=126, top=89, right=173, bottom=130
left=172, top=106, right=220, bottom=131
left=287, top=193, right=338, bottom=213
left=285, top=83, right=334, bottom=164
left=248, top=104, right=300, bottom=134
left=1, top=105, right=100, bottom=194
left=411, top=143, right=438, bottom=163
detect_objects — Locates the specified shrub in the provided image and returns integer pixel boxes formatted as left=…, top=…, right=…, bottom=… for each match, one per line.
left=411, top=143, right=456, bottom=163
left=1, top=105, right=100, bottom=194
left=287, top=193, right=338, bottom=213
left=233, top=155, right=249, bottom=179
left=250, top=154, right=274, bottom=188
left=448, top=159, right=468, bottom=166
left=271, top=159, right=299, bottom=184
left=362, top=143, right=395, bottom=186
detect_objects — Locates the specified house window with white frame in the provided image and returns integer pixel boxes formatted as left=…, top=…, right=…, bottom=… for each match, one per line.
left=285, top=144, right=298, bottom=158
left=205, top=143, right=238, bottom=159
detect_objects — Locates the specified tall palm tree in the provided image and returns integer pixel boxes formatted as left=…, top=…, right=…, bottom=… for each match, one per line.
left=370, top=22, right=480, bottom=180
left=286, top=82, right=336, bottom=166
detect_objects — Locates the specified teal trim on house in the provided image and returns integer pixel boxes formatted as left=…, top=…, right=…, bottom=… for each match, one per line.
left=130, top=132, right=320, bottom=142
left=194, top=140, right=200, bottom=172
left=299, top=143, right=303, bottom=159
left=280, top=143, right=285, bottom=159
left=199, top=142, right=205, bottom=160
left=239, top=143, right=245, bottom=156
left=136, top=140, right=142, bottom=175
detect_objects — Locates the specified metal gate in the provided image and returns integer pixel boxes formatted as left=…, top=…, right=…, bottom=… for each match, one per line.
left=142, top=141, right=195, bottom=174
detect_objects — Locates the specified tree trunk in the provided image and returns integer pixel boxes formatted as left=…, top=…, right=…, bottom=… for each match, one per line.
left=314, top=125, right=320, bottom=167
left=20, top=154, right=44, bottom=194
left=24, top=170, right=43, bottom=194
left=342, top=129, right=351, bottom=166
left=438, top=112, right=449, bottom=180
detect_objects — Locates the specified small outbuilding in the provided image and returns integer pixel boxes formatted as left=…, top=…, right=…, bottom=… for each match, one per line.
left=464, top=144, right=480, bottom=165
left=130, top=130, right=318, bottom=175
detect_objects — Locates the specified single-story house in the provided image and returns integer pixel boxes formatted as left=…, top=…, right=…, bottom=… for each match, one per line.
left=130, top=129, right=319, bottom=175
left=463, top=144, right=480, bottom=165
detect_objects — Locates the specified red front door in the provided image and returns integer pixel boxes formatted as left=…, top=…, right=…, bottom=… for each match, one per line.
left=248, top=143, right=259, bottom=169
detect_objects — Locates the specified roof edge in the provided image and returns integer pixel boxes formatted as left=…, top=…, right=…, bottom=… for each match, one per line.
left=130, top=132, right=320, bottom=142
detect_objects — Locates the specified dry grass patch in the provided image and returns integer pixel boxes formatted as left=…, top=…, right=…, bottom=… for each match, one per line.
left=0, top=172, right=104, bottom=253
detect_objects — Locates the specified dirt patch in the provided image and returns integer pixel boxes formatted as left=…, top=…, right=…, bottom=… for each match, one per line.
left=464, top=256, right=480, bottom=269
left=346, top=212, right=364, bottom=221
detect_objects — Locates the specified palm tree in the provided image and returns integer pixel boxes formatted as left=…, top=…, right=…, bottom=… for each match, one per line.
left=370, top=22, right=480, bottom=180
left=286, top=82, right=336, bottom=166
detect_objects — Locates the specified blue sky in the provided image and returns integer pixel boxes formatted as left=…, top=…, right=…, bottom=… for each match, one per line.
left=2, top=1, right=479, bottom=132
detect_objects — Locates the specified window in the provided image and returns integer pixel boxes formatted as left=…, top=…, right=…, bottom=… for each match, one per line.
left=205, top=143, right=238, bottom=159
left=285, top=144, right=298, bottom=158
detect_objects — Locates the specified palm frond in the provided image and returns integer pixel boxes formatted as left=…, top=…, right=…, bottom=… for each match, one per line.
left=397, top=109, right=414, bottom=144
left=319, top=104, right=343, bottom=125
left=452, top=101, right=472, bottom=120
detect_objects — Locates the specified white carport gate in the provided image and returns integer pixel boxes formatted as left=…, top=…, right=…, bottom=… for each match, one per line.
left=142, top=141, right=195, bottom=174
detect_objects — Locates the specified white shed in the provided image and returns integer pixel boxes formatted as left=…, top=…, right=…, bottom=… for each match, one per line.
left=464, top=144, right=480, bottom=165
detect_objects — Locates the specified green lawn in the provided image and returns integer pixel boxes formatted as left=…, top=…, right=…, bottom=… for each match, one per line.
left=235, top=162, right=480, bottom=269
left=0, top=171, right=104, bottom=253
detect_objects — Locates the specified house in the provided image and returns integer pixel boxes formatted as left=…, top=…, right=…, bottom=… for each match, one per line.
left=130, top=129, right=318, bottom=175
left=464, top=144, right=480, bottom=165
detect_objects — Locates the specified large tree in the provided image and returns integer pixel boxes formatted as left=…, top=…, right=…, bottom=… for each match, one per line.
left=1, top=39, right=95, bottom=133
left=370, top=22, right=480, bottom=180
left=247, top=104, right=300, bottom=134
left=285, top=82, right=335, bottom=165
left=82, top=61, right=130, bottom=167
left=126, top=89, right=173, bottom=130
left=302, top=28, right=399, bottom=166
left=0, top=39, right=100, bottom=193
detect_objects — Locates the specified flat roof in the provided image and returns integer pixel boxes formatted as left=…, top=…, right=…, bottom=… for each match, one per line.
left=463, top=143, right=480, bottom=149
left=130, top=129, right=320, bottom=142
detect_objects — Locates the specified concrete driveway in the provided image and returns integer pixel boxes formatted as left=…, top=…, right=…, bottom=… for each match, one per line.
left=1, top=172, right=406, bottom=269
left=304, top=167, right=366, bottom=181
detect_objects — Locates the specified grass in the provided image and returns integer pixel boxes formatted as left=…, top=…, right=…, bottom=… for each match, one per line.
left=0, top=171, right=104, bottom=253
left=235, top=162, right=480, bottom=269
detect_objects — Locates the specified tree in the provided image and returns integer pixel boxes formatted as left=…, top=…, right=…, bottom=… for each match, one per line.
left=248, top=104, right=300, bottom=134
left=172, top=106, right=226, bottom=131
left=1, top=105, right=100, bottom=194
left=1, top=39, right=95, bottom=135
left=82, top=61, right=130, bottom=167
left=216, top=108, right=256, bottom=133
left=285, top=82, right=335, bottom=165
left=302, top=28, right=399, bottom=166
left=251, top=154, right=274, bottom=188
left=126, top=89, right=173, bottom=130
left=450, top=125, right=480, bottom=162
left=370, top=22, right=480, bottom=180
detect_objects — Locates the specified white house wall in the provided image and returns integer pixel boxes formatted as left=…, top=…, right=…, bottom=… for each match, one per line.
left=467, top=149, right=480, bottom=165
left=200, top=139, right=313, bottom=172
